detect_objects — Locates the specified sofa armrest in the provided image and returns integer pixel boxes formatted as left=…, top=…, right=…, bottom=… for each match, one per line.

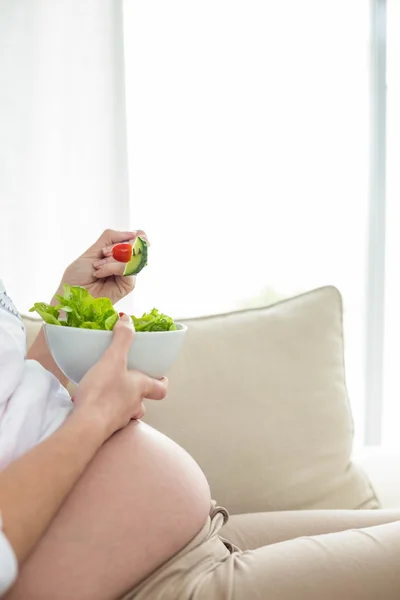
left=353, top=446, right=400, bottom=509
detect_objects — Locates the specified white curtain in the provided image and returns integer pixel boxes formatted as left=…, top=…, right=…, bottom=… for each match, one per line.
left=3, top=0, right=394, bottom=447
left=0, top=0, right=130, bottom=312
left=123, top=0, right=371, bottom=445
left=383, top=0, right=400, bottom=446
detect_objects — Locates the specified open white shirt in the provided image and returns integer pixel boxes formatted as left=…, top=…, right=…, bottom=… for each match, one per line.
left=0, top=279, right=73, bottom=595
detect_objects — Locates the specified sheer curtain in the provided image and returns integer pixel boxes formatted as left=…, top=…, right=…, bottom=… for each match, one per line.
left=383, top=0, right=400, bottom=447
left=0, top=0, right=129, bottom=312
left=123, top=0, right=371, bottom=444
left=1, top=0, right=385, bottom=447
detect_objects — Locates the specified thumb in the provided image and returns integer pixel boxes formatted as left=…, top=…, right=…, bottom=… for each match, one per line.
left=107, top=313, right=135, bottom=363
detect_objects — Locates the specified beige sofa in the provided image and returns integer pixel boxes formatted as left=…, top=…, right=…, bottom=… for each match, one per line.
left=24, top=286, right=400, bottom=512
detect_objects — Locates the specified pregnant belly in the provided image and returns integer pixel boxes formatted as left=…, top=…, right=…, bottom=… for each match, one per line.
left=9, top=421, right=212, bottom=600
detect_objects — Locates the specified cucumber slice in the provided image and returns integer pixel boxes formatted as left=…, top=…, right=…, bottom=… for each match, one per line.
left=123, top=237, right=148, bottom=276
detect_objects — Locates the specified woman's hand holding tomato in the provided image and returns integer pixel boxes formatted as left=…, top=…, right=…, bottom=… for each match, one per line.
left=55, top=229, right=149, bottom=305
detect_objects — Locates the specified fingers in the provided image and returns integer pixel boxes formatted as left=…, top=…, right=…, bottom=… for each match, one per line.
left=101, top=230, right=150, bottom=257
left=93, top=229, right=149, bottom=279
left=139, top=376, right=169, bottom=401
left=93, top=258, right=127, bottom=279
left=97, top=229, right=138, bottom=247
left=105, top=314, right=135, bottom=365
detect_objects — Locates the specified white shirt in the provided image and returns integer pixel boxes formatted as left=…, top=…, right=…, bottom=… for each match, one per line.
left=0, top=280, right=73, bottom=595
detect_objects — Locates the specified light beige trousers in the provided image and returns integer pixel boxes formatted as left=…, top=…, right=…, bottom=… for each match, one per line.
left=120, top=502, right=400, bottom=600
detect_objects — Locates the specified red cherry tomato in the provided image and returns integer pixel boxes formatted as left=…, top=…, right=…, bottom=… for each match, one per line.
left=112, top=243, right=133, bottom=263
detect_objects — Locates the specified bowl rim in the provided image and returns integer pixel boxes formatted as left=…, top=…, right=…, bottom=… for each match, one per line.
left=44, top=322, right=187, bottom=334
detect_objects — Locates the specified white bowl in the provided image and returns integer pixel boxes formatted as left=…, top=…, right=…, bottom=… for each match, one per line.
left=44, top=323, right=188, bottom=384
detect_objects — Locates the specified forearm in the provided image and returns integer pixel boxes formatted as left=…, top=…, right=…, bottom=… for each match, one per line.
left=27, top=327, right=69, bottom=388
left=0, top=410, right=107, bottom=564
left=27, top=288, right=69, bottom=388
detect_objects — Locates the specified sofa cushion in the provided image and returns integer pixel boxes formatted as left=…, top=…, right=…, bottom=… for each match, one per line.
left=23, top=287, right=378, bottom=514
left=142, top=286, right=378, bottom=513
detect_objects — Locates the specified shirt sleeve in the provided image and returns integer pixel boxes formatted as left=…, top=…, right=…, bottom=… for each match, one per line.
left=0, top=513, right=18, bottom=596
left=0, top=299, right=26, bottom=411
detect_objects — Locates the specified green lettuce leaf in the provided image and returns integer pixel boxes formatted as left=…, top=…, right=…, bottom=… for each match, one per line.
left=29, top=302, right=62, bottom=325
left=132, top=308, right=177, bottom=332
left=79, top=321, right=102, bottom=330
left=31, top=286, right=176, bottom=332
left=53, top=286, right=115, bottom=328
left=33, top=309, right=62, bottom=326
left=104, top=312, right=119, bottom=331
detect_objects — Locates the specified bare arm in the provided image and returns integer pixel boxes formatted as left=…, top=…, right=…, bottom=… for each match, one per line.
left=2, top=316, right=167, bottom=569
left=0, top=410, right=106, bottom=564
left=27, top=326, right=69, bottom=388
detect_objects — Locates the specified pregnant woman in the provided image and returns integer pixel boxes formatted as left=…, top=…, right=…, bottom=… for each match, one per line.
left=1, top=229, right=400, bottom=600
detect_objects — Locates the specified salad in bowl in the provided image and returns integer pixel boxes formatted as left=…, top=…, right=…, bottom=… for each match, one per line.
left=30, top=284, right=187, bottom=384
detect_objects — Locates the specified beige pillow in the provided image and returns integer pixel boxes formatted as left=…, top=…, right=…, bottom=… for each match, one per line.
left=23, top=286, right=378, bottom=514
left=143, top=286, right=379, bottom=514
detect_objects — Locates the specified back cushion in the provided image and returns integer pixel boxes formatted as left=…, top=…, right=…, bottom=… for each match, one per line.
left=143, top=286, right=378, bottom=514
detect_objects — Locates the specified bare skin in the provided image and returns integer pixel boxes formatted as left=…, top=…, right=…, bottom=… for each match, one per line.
left=2, top=229, right=210, bottom=599
left=7, top=420, right=211, bottom=600
left=0, top=313, right=169, bottom=587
